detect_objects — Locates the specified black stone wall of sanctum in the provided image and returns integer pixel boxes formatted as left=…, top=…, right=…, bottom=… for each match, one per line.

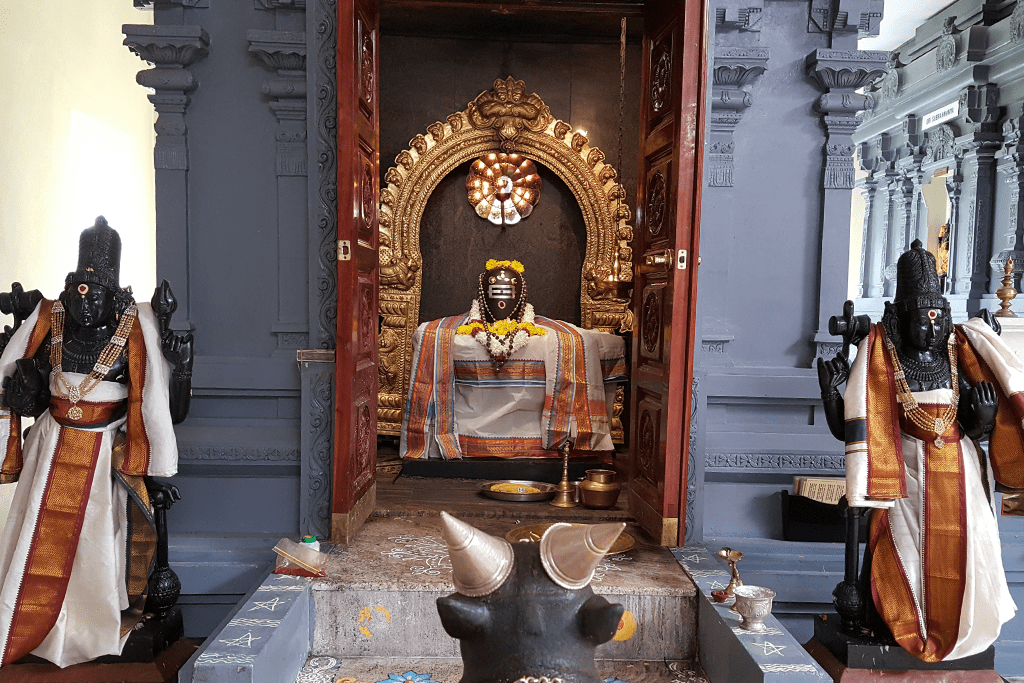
left=379, top=35, right=641, bottom=326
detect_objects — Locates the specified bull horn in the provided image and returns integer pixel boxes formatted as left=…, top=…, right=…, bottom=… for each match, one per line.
left=539, top=522, right=626, bottom=590
left=439, top=511, right=514, bottom=597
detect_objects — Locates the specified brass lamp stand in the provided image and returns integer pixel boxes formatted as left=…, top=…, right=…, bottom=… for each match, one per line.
left=550, top=442, right=577, bottom=507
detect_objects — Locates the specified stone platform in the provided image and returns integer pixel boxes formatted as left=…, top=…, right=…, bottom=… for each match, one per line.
left=292, top=656, right=707, bottom=683
left=311, top=514, right=698, bottom=662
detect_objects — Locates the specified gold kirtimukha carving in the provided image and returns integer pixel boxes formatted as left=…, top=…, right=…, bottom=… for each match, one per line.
left=377, top=77, right=635, bottom=438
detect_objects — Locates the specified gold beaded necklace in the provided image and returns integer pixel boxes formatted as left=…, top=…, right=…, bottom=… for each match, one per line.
left=49, top=300, right=137, bottom=420
left=884, top=332, right=958, bottom=449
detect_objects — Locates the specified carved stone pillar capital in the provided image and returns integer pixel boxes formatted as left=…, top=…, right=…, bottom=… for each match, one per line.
left=807, top=0, right=883, bottom=48
left=714, top=0, right=763, bottom=32
left=124, top=24, right=210, bottom=68
left=707, top=47, right=768, bottom=187
left=807, top=49, right=887, bottom=190
left=255, top=0, right=306, bottom=8
left=248, top=30, right=307, bottom=123
left=124, top=24, right=209, bottom=172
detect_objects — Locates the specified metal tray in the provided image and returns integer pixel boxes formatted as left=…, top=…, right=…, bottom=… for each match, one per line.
left=479, top=480, right=557, bottom=502
left=505, top=522, right=635, bottom=554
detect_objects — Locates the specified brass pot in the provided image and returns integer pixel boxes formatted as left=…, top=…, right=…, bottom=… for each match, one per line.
left=578, top=469, right=620, bottom=509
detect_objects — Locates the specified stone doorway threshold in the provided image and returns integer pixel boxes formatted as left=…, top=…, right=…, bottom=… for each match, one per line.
left=374, top=439, right=632, bottom=525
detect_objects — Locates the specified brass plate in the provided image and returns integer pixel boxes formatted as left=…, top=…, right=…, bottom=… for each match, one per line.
left=479, top=480, right=557, bottom=502
left=505, top=522, right=635, bottom=554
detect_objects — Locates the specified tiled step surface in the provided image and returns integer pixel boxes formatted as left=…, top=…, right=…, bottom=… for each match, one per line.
left=311, top=515, right=698, bottom=662
left=292, top=656, right=708, bottom=683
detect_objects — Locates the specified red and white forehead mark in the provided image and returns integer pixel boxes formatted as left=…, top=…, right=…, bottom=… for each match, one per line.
left=77, top=283, right=89, bottom=296
left=927, top=309, right=938, bottom=321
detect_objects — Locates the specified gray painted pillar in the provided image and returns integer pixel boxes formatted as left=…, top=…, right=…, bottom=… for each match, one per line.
left=993, top=116, right=1024, bottom=294
left=911, top=166, right=929, bottom=246
left=248, top=31, right=310, bottom=355
left=865, top=177, right=889, bottom=298
left=857, top=177, right=878, bottom=298
left=954, top=136, right=1000, bottom=304
left=806, top=48, right=886, bottom=359
left=307, top=0, right=338, bottom=351
left=123, top=25, right=209, bottom=332
left=988, top=117, right=1024, bottom=296
left=706, top=47, right=768, bottom=188
left=299, top=351, right=335, bottom=541
left=882, top=173, right=906, bottom=297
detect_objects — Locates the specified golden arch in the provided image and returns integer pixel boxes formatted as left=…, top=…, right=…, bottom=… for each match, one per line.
left=377, top=77, right=634, bottom=435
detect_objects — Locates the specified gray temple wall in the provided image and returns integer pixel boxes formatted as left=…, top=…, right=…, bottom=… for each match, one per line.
left=693, top=0, right=1024, bottom=673
left=123, top=1, right=643, bottom=638
left=116, top=0, right=1024, bottom=674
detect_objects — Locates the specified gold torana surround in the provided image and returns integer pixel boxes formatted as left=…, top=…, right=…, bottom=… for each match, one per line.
left=377, top=77, right=635, bottom=436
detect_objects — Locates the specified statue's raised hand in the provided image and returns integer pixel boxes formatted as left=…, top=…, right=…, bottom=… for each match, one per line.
left=0, top=283, right=43, bottom=329
left=3, top=358, right=49, bottom=418
left=817, top=354, right=850, bottom=399
left=969, top=380, right=998, bottom=434
left=151, top=280, right=193, bottom=371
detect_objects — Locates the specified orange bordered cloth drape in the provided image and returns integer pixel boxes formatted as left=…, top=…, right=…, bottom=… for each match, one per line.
left=400, top=314, right=623, bottom=459
left=0, top=301, right=176, bottom=668
left=843, top=319, right=1020, bottom=662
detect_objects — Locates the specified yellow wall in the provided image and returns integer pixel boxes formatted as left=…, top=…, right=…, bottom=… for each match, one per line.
left=0, top=3, right=155, bottom=299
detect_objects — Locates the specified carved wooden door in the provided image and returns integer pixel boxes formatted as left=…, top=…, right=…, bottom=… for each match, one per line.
left=333, top=0, right=379, bottom=543
left=630, top=0, right=708, bottom=546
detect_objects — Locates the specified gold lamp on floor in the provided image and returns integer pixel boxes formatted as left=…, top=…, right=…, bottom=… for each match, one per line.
left=550, top=441, right=578, bottom=508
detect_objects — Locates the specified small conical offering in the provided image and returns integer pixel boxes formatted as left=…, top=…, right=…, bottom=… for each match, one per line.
left=440, top=511, right=514, bottom=597
left=539, top=522, right=626, bottom=590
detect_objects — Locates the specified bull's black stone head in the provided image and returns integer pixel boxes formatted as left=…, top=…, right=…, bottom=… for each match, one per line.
left=436, top=513, right=625, bottom=683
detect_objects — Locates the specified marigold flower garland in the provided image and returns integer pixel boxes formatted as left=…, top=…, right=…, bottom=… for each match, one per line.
left=457, top=298, right=545, bottom=369
left=485, top=259, right=524, bottom=274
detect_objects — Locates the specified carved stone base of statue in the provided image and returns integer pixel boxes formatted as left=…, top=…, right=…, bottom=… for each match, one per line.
left=807, top=616, right=999, bottom=681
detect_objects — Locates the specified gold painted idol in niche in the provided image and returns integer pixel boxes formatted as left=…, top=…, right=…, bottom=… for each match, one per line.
left=401, top=260, right=626, bottom=460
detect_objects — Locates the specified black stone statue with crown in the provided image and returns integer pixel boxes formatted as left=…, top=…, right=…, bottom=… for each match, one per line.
left=814, top=240, right=1016, bottom=668
left=0, top=216, right=193, bottom=667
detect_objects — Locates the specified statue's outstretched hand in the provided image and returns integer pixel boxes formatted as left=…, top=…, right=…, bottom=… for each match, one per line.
left=970, top=381, right=998, bottom=434
left=817, top=355, right=850, bottom=398
left=3, top=358, right=48, bottom=418
left=145, top=477, right=181, bottom=510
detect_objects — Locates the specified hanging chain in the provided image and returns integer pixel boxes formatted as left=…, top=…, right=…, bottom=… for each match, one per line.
left=617, top=17, right=626, bottom=218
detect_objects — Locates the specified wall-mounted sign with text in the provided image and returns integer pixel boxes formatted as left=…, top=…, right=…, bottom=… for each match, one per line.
left=923, top=101, right=960, bottom=130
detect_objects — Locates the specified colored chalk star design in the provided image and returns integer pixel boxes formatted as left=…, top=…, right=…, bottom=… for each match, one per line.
left=376, top=671, right=441, bottom=683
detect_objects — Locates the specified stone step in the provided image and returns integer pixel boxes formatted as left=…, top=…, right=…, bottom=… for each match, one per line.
left=310, top=516, right=698, bottom=662
left=291, top=656, right=708, bottom=683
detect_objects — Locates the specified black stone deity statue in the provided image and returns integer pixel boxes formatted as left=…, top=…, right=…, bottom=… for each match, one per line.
left=0, top=216, right=193, bottom=668
left=437, top=512, right=625, bottom=683
left=815, top=240, right=1022, bottom=664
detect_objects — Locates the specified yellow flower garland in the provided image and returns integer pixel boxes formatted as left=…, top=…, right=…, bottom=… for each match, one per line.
left=456, top=320, right=546, bottom=337
left=485, top=259, right=525, bottom=273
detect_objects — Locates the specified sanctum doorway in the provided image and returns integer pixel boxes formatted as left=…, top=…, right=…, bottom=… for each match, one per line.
left=333, top=0, right=708, bottom=546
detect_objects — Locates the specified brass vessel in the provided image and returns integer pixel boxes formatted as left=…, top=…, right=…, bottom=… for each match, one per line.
left=578, top=469, right=621, bottom=509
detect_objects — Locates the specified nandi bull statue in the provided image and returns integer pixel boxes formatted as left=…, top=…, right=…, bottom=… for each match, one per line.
left=437, top=512, right=626, bottom=683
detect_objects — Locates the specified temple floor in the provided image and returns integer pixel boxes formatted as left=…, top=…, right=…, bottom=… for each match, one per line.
left=294, top=459, right=707, bottom=683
